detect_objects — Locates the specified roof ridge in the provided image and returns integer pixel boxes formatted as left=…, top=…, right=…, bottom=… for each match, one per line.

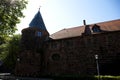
left=50, top=19, right=120, bottom=39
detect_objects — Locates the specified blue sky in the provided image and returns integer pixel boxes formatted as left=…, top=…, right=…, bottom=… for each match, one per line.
left=17, top=0, right=120, bottom=34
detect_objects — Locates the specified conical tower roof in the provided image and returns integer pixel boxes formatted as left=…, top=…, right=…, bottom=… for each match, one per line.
left=29, top=10, right=47, bottom=30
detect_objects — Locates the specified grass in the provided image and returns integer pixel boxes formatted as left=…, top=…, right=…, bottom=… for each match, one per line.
left=12, top=74, right=120, bottom=80
left=54, top=75, right=120, bottom=80
left=96, top=75, right=120, bottom=80
left=38, top=74, right=120, bottom=80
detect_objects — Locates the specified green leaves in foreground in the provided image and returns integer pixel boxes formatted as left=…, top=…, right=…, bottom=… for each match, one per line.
left=0, top=34, right=21, bottom=72
left=0, top=0, right=27, bottom=44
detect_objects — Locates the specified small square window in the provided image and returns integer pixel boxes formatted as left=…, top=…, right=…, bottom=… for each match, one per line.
left=52, top=53, right=60, bottom=61
left=36, top=32, right=42, bottom=37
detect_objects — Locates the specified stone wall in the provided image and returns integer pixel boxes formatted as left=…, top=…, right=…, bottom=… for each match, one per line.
left=44, top=31, right=120, bottom=76
left=15, top=27, right=49, bottom=76
left=15, top=50, right=41, bottom=76
left=15, top=29, right=120, bottom=76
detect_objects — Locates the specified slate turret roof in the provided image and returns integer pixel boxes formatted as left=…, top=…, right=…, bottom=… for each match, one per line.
left=29, top=10, right=47, bottom=30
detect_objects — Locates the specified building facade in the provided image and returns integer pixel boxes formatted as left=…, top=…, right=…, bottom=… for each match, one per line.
left=15, top=10, right=120, bottom=76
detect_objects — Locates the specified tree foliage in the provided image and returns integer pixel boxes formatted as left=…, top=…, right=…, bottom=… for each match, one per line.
left=0, top=0, right=27, bottom=72
left=0, top=34, right=21, bottom=72
left=0, top=0, right=27, bottom=44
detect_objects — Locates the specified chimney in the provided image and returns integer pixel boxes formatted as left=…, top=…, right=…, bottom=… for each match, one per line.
left=82, top=20, right=91, bottom=35
left=83, top=20, right=86, bottom=26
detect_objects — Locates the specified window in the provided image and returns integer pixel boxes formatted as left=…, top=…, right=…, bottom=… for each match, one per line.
left=51, top=42, right=58, bottom=49
left=36, top=31, right=42, bottom=37
left=65, top=40, right=73, bottom=47
left=93, top=28, right=100, bottom=32
left=52, top=53, right=60, bottom=61
left=92, top=24, right=102, bottom=33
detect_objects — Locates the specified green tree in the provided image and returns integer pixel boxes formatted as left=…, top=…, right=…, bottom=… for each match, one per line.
left=1, top=34, right=21, bottom=72
left=0, top=0, right=27, bottom=44
left=0, top=0, right=27, bottom=72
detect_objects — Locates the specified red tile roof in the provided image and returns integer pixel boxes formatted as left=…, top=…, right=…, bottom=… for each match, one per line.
left=50, top=19, right=120, bottom=39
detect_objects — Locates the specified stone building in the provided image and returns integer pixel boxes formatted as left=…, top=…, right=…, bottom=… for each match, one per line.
left=15, top=10, right=120, bottom=76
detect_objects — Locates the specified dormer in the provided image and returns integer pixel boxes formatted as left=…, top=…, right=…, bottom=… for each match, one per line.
left=92, top=24, right=102, bottom=33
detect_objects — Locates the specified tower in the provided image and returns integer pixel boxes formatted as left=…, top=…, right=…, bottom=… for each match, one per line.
left=15, top=10, right=49, bottom=76
left=21, top=9, right=49, bottom=51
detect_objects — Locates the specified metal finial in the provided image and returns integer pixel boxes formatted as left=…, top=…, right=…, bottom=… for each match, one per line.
left=39, top=6, right=41, bottom=11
